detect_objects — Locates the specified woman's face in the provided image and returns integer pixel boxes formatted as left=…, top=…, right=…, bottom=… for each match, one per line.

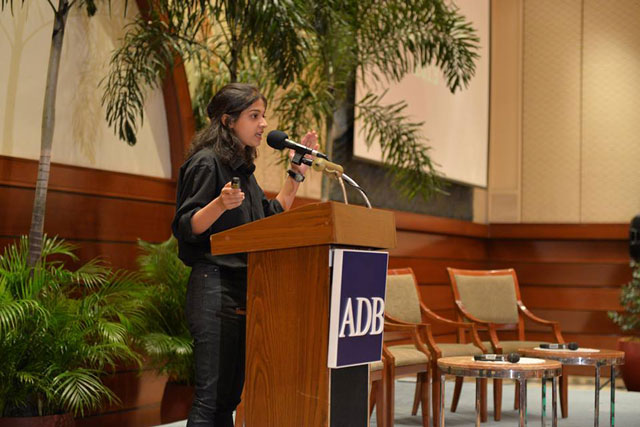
left=228, top=99, right=267, bottom=148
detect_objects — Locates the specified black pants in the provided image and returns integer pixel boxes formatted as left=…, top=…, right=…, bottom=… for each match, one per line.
left=185, top=263, right=247, bottom=427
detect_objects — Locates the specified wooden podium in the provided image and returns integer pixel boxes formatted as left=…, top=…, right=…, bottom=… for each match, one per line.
left=210, top=202, right=396, bottom=426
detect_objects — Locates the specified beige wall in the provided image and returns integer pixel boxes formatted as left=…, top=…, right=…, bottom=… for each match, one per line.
left=0, top=0, right=171, bottom=178
left=489, top=0, right=640, bottom=223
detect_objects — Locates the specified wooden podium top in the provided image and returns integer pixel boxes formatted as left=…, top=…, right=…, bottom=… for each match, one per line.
left=210, top=201, right=396, bottom=255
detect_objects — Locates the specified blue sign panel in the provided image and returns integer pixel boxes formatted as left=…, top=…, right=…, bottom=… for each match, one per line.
left=328, top=249, right=389, bottom=368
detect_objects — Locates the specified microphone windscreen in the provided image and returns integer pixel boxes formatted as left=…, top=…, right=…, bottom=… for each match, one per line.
left=266, top=130, right=288, bottom=150
left=507, top=352, right=521, bottom=363
left=568, top=342, right=579, bottom=350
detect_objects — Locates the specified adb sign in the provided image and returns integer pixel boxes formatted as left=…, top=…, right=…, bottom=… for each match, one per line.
left=327, top=249, right=389, bottom=368
left=338, top=297, right=385, bottom=338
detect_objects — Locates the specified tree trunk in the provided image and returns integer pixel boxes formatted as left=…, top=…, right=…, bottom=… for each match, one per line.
left=27, top=0, right=70, bottom=267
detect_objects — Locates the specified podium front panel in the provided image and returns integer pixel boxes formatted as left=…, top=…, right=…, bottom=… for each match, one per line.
left=245, top=245, right=372, bottom=426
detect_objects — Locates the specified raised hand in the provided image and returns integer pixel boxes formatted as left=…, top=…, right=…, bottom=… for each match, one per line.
left=289, top=130, right=319, bottom=176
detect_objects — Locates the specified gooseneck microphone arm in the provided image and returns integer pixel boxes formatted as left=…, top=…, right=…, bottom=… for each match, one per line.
left=342, top=174, right=372, bottom=209
left=300, top=158, right=372, bottom=208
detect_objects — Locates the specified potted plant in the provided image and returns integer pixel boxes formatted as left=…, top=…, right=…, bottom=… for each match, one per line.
left=609, top=261, right=640, bottom=391
left=0, top=236, right=146, bottom=425
left=136, top=237, right=193, bottom=423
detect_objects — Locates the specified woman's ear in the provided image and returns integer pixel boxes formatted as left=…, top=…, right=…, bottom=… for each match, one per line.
left=221, top=114, right=234, bottom=129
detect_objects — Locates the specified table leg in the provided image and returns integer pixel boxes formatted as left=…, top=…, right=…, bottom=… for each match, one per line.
left=552, top=376, right=557, bottom=427
left=610, top=366, right=615, bottom=427
left=525, top=380, right=528, bottom=426
left=595, top=364, right=600, bottom=427
left=476, top=378, right=481, bottom=427
left=541, top=378, right=546, bottom=427
left=519, top=379, right=527, bottom=427
left=440, top=373, right=446, bottom=427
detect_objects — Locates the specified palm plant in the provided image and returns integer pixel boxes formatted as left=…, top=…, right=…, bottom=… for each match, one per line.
left=136, top=237, right=193, bottom=384
left=1, top=0, right=116, bottom=267
left=102, top=0, right=307, bottom=143
left=0, top=235, right=146, bottom=417
left=103, top=0, right=479, bottom=201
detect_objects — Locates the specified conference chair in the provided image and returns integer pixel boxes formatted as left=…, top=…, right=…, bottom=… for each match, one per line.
left=370, top=321, right=432, bottom=427
left=369, top=345, right=394, bottom=427
left=446, top=267, right=568, bottom=420
left=385, top=268, right=489, bottom=424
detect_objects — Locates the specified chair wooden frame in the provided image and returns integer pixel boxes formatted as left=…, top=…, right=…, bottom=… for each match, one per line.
left=372, top=321, right=432, bottom=427
left=386, top=268, right=489, bottom=424
left=447, top=267, right=569, bottom=420
left=370, top=345, right=394, bottom=427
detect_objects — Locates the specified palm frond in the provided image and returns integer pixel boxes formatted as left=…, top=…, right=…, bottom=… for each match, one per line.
left=141, top=333, right=193, bottom=358
left=0, top=0, right=25, bottom=14
left=0, top=236, right=147, bottom=416
left=356, top=91, right=446, bottom=200
left=52, top=369, right=118, bottom=417
left=102, top=5, right=210, bottom=145
left=0, top=300, right=47, bottom=335
left=356, top=0, right=479, bottom=93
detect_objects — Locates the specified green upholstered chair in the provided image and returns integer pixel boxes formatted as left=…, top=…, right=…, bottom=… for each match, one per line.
left=385, top=268, right=488, bottom=424
left=371, top=319, right=431, bottom=427
left=447, top=267, right=568, bottom=420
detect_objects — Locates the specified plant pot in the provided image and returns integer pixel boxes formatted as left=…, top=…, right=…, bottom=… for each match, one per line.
left=160, top=381, right=195, bottom=424
left=0, top=413, right=75, bottom=427
left=618, top=337, right=640, bottom=391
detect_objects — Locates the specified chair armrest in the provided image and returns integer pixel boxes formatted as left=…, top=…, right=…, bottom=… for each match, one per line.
left=518, top=302, right=554, bottom=325
left=518, top=302, right=565, bottom=343
left=383, top=321, right=432, bottom=359
left=419, top=303, right=487, bottom=353
left=384, top=316, right=441, bottom=358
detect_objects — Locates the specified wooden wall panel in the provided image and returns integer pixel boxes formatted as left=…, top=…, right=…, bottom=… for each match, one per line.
left=0, top=155, right=177, bottom=203
left=488, top=239, right=629, bottom=262
left=491, top=261, right=630, bottom=287
left=391, top=231, right=488, bottom=260
left=519, top=286, right=622, bottom=311
left=0, top=186, right=174, bottom=243
left=524, top=309, right=619, bottom=335
left=0, top=238, right=142, bottom=271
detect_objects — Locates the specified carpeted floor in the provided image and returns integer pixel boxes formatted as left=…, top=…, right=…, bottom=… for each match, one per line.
left=374, top=377, right=639, bottom=426
left=159, top=377, right=640, bottom=426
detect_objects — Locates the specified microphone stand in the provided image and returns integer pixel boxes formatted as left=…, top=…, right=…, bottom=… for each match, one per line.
left=341, top=173, right=372, bottom=209
left=297, top=156, right=372, bottom=209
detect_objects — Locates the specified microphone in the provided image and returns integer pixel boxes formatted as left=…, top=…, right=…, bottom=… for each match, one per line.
left=540, top=342, right=579, bottom=350
left=312, top=157, right=344, bottom=177
left=266, top=130, right=329, bottom=160
left=474, top=353, right=521, bottom=363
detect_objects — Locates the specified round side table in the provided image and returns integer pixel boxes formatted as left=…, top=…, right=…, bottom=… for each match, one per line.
left=437, top=356, right=561, bottom=427
left=519, top=347, right=625, bottom=427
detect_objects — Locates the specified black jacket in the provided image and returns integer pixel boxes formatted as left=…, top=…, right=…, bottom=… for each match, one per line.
left=172, top=147, right=283, bottom=268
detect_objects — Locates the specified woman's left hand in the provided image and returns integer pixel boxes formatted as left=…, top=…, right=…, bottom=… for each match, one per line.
left=289, top=131, right=319, bottom=176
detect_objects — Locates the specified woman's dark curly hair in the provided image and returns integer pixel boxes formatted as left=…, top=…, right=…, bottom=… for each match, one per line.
left=187, top=83, right=267, bottom=165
